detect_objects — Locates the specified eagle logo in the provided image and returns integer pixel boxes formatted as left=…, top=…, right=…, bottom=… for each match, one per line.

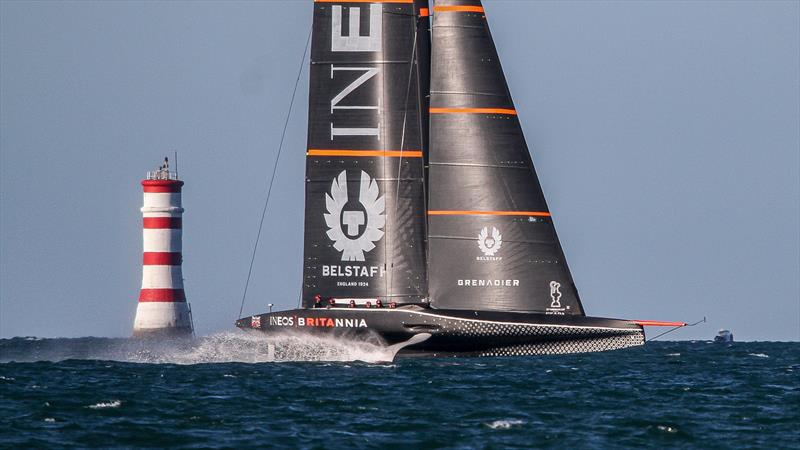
left=477, top=226, right=502, bottom=257
left=324, top=170, right=385, bottom=261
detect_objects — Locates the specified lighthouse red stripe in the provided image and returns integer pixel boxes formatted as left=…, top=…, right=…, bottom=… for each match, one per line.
left=143, top=217, right=182, bottom=229
left=142, top=179, right=183, bottom=192
left=143, top=252, right=182, bottom=265
left=143, top=185, right=182, bottom=193
left=139, top=289, right=186, bottom=302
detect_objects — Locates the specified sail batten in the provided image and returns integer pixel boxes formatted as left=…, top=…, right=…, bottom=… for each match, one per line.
left=427, top=0, right=585, bottom=315
left=430, top=107, right=516, bottom=114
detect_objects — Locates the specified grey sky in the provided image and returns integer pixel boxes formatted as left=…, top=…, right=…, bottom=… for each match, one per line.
left=1, top=1, right=798, bottom=341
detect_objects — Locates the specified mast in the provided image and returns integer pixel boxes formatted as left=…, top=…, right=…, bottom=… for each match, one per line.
left=301, top=0, right=431, bottom=306
left=427, top=0, right=585, bottom=315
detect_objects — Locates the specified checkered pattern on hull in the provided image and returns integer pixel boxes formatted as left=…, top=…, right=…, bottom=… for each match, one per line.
left=404, top=313, right=645, bottom=356
left=479, top=332, right=645, bottom=356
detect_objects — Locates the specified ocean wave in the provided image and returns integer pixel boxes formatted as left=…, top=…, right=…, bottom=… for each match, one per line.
left=0, top=332, right=415, bottom=364
left=88, top=400, right=121, bottom=409
left=485, top=419, right=526, bottom=429
left=748, top=353, right=769, bottom=358
left=1, top=341, right=798, bottom=448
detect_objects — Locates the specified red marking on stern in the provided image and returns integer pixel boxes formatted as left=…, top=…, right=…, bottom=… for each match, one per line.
left=632, top=320, right=687, bottom=327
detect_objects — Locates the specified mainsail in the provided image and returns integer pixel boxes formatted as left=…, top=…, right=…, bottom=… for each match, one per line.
left=302, top=0, right=431, bottom=306
left=427, top=0, right=585, bottom=314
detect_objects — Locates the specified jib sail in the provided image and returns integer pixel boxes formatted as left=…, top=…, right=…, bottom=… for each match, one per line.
left=427, top=0, right=585, bottom=315
left=302, top=0, right=431, bottom=306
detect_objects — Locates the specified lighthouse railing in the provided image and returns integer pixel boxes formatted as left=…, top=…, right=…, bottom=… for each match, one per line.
left=146, top=170, right=179, bottom=181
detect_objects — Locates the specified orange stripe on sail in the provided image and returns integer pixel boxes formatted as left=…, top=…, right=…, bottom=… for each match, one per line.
left=307, top=149, right=422, bottom=158
left=315, top=0, right=413, bottom=3
left=428, top=210, right=551, bottom=217
left=419, top=7, right=430, bottom=17
left=433, top=5, right=485, bottom=13
left=429, top=107, right=517, bottom=115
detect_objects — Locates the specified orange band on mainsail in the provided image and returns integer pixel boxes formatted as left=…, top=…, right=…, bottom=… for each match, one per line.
left=632, top=320, right=688, bottom=327
left=307, top=149, right=422, bottom=158
left=433, top=5, right=485, bottom=13
left=430, top=107, right=517, bottom=115
left=315, top=0, right=413, bottom=3
left=419, top=7, right=430, bottom=17
left=428, top=210, right=551, bottom=217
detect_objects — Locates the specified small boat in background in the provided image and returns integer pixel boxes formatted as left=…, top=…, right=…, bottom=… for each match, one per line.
left=714, top=329, right=734, bottom=343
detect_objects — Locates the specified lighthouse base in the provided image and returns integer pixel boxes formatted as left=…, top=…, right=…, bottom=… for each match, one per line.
left=132, top=302, right=193, bottom=338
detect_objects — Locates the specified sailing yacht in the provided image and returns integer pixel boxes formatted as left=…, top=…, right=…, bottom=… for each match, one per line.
left=236, top=0, right=682, bottom=357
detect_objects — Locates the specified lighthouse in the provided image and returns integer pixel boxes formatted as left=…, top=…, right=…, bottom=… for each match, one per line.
left=132, top=157, right=193, bottom=337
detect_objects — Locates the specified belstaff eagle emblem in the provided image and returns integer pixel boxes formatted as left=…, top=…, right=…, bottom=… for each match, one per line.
left=324, top=170, right=385, bottom=261
left=477, top=227, right=503, bottom=257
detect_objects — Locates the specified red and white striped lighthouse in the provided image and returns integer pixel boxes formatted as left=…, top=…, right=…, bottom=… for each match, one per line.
left=132, top=157, right=193, bottom=337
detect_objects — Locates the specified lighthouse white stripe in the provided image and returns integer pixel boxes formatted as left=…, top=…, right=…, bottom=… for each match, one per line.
left=143, top=229, right=182, bottom=253
left=141, top=265, right=184, bottom=289
left=142, top=211, right=179, bottom=218
left=143, top=192, right=182, bottom=209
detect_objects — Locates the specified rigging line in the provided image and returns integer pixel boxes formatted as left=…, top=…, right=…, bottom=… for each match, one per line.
left=237, top=26, right=312, bottom=320
left=646, top=317, right=706, bottom=342
left=389, top=20, right=419, bottom=298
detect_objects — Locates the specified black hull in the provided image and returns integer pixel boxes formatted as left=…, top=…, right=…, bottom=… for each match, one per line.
left=236, top=307, right=644, bottom=357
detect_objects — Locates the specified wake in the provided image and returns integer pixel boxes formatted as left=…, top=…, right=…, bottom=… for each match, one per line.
left=0, top=331, right=427, bottom=364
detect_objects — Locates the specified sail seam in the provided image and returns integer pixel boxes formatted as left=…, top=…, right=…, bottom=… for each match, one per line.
left=307, top=177, right=422, bottom=182
left=430, top=90, right=507, bottom=97
left=307, top=149, right=422, bottom=158
left=431, top=25, right=485, bottom=30
left=312, top=60, right=413, bottom=65
left=429, top=162, right=530, bottom=170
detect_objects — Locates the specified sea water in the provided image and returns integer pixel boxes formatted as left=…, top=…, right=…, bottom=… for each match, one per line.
left=1, top=336, right=798, bottom=448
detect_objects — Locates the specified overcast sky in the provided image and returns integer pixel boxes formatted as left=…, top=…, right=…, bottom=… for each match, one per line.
left=1, top=1, right=798, bottom=341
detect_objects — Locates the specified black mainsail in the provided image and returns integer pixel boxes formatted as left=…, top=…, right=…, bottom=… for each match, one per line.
left=302, top=0, right=431, bottom=306
left=427, top=0, right=585, bottom=315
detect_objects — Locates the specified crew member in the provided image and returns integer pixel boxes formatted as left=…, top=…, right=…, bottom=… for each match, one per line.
left=389, top=301, right=397, bottom=309
left=375, top=299, right=383, bottom=308
left=365, top=301, right=372, bottom=308
left=349, top=300, right=356, bottom=308
left=313, top=294, right=322, bottom=308
left=328, top=298, right=336, bottom=308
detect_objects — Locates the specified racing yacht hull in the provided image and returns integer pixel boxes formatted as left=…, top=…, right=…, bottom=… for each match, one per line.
left=236, top=307, right=644, bottom=357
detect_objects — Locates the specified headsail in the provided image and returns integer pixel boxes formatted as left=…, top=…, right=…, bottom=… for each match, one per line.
left=302, top=0, right=431, bottom=306
left=427, top=0, right=585, bottom=315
